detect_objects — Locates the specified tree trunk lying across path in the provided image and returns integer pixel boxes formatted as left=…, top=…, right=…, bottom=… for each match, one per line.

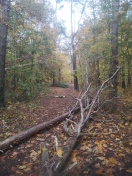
left=0, top=107, right=80, bottom=151
left=40, top=67, right=120, bottom=176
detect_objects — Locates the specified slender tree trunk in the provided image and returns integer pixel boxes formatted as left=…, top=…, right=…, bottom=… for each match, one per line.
left=91, top=0, right=101, bottom=89
left=58, top=67, right=61, bottom=83
left=71, top=0, right=79, bottom=91
left=109, top=0, right=119, bottom=98
left=73, top=51, right=79, bottom=91
left=96, top=59, right=101, bottom=87
left=127, top=56, right=131, bottom=86
left=121, top=66, right=125, bottom=89
left=0, top=0, right=10, bottom=107
left=52, top=72, right=56, bottom=86
left=85, top=58, right=89, bottom=87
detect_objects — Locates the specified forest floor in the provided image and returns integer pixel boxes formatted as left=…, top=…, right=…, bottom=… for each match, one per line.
left=0, top=85, right=132, bottom=176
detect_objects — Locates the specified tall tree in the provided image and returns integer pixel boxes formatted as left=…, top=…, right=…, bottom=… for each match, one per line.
left=4, top=0, right=61, bottom=101
left=71, top=0, right=87, bottom=91
left=56, top=0, right=87, bottom=91
left=0, top=0, right=10, bottom=107
left=70, top=0, right=79, bottom=91
left=109, top=0, right=120, bottom=98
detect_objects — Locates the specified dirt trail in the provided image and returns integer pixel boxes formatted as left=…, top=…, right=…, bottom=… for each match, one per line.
left=0, top=85, right=78, bottom=139
left=0, top=86, right=132, bottom=176
left=0, top=85, right=78, bottom=176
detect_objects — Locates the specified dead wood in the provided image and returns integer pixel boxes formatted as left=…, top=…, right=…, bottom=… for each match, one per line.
left=42, top=134, right=78, bottom=176
left=55, top=134, right=78, bottom=173
left=39, top=143, right=49, bottom=176
left=54, top=96, right=66, bottom=98
left=42, top=67, right=120, bottom=176
left=0, top=107, right=80, bottom=151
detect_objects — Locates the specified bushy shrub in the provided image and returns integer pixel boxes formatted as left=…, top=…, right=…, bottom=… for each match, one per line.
left=52, top=82, right=69, bottom=88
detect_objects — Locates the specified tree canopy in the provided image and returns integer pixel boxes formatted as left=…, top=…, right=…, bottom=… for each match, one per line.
left=0, top=0, right=131, bottom=106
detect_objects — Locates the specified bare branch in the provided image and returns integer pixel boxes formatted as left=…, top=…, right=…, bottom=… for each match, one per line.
left=84, top=67, right=120, bottom=123
left=66, top=118, right=77, bottom=126
left=53, top=136, right=59, bottom=151
left=80, top=131, right=119, bottom=136
left=72, top=0, right=87, bottom=39
left=41, top=67, right=120, bottom=176
left=61, top=162, right=77, bottom=176
left=94, top=97, right=119, bottom=114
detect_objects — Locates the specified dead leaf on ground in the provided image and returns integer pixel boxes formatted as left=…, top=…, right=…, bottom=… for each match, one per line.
left=30, top=150, right=38, bottom=157
left=36, top=137, right=45, bottom=142
left=56, top=148, right=62, bottom=157
left=95, top=166, right=104, bottom=174
left=106, top=168, right=115, bottom=174
left=24, top=167, right=31, bottom=172
left=108, top=157, right=119, bottom=166
left=94, top=163, right=100, bottom=168
left=10, top=151, right=18, bottom=158
left=19, top=165, right=27, bottom=170
left=126, top=169, right=132, bottom=173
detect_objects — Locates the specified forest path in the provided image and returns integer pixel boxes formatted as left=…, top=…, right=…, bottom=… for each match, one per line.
left=0, top=86, right=132, bottom=176
left=0, top=85, right=79, bottom=176
left=0, top=85, right=79, bottom=141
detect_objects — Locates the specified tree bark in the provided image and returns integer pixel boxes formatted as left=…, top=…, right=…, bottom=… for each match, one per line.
left=96, top=59, right=101, bottom=87
left=109, top=0, right=119, bottom=98
left=73, top=51, right=79, bottom=91
left=127, top=56, right=131, bottom=86
left=71, top=0, right=79, bottom=91
left=0, top=107, right=80, bottom=151
left=0, top=0, right=10, bottom=107
left=121, top=65, right=125, bottom=89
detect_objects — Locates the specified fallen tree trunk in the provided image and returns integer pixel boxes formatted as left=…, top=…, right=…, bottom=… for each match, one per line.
left=41, top=67, right=120, bottom=176
left=40, top=134, right=78, bottom=176
left=0, top=107, right=80, bottom=151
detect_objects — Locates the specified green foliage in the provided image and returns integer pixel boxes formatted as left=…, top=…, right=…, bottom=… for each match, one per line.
left=4, top=0, right=71, bottom=103
left=75, top=0, right=132, bottom=90
left=5, top=64, right=51, bottom=102
left=4, top=0, right=57, bottom=102
left=52, top=82, right=69, bottom=88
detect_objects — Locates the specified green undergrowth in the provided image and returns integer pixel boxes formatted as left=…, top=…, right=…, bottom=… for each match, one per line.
left=52, top=82, right=69, bottom=88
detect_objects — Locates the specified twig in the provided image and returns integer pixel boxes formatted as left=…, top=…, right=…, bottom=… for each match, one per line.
left=61, top=162, right=77, bottom=176
left=54, top=96, right=66, bottom=98
left=46, top=67, right=120, bottom=176
left=114, top=124, right=120, bottom=131
left=84, top=67, right=120, bottom=123
left=87, top=126, right=95, bottom=132
left=95, top=97, right=119, bottom=113
left=71, top=124, right=74, bottom=131
left=78, top=158, right=97, bottom=175
left=67, top=88, right=83, bottom=118
left=72, top=0, right=87, bottom=39
left=80, top=84, right=91, bottom=100
left=95, top=119, right=113, bottom=122
left=53, top=136, right=59, bottom=151
left=66, top=118, right=77, bottom=126
left=80, top=131, right=119, bottom=136
left=101, top=85, right=110, bottom=91
left=75, top=84, right=92, bottom=136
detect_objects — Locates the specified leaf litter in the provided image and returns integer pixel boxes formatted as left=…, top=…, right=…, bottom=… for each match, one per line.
left=0, top=86, right=132, bottom=176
